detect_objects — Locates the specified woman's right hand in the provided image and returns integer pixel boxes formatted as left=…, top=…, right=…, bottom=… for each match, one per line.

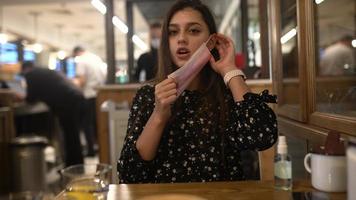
left=153, top=78, right=178, bottom=120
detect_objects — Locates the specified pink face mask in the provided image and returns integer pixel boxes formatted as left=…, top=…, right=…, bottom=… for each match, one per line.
left=168, top=34, right=217, bottom=96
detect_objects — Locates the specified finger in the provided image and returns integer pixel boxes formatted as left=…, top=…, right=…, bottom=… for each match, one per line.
left=155, top=78, right=175, bottom=92
left=216, top=33, right=230, bottom=42
left=216, top=39, right=228, bottom=50
left=159, top=88, right=177, bottom=99
left=156, top=78, right=175, bottom=88
left=224, top=35, right=234, bottom=44
left=216, top=43, right=226, bottom=57
left=156, top=82, right=176, bottom=94
left=209, top=57, right=216, bottom=64
left=216, top=36, right=235, bottom=56
left=216, top=34, right=233, bottom=49
left=155, top=83, right=176, bottom=100
left=161, top=82, right=176, bottom=91
left=162, top=94, right=178, bottom=105
left=220, top=39, right=229, bottom=50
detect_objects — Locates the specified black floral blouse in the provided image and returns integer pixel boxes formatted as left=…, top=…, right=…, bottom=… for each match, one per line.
left=117, top=85, right=278, bottom=183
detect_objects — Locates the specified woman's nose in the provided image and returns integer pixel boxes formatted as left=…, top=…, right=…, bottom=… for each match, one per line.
left=177, top=32, right=187, bottom=44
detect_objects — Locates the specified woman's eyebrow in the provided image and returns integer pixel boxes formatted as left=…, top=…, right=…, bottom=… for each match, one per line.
left=169, top=22, right=202, bottom=27
left=168, top=24, right=179, bottom=28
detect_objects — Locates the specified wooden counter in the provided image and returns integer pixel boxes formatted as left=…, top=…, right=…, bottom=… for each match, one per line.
left=56, top=180, right=346, bottom=200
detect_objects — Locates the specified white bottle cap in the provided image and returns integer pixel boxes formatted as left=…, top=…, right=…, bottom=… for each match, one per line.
left=277, top=136, right=288, bottom=154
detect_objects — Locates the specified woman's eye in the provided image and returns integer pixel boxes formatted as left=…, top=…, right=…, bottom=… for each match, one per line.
left=189, top=29, right=201, bottom=34
left=169, top=30, right=178, bottom=36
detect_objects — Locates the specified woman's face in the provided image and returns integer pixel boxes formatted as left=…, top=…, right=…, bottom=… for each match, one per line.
left=169, top=8, right=210, bottom=68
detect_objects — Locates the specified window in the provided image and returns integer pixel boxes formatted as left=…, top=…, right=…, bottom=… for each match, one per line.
left=314, top=0, right=356, bottom=118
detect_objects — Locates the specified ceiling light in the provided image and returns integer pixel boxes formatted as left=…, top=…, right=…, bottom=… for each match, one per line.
left=0, top=33, right=8, bottom=44
left=91, top=2, right=148, bottom=52
left=91, top=0, right=107, bottom=15
left=281, top=28, right=297, bottom=44
left=57, top=50, right=66, bottom=60
left=132, top=34, right=148, bottom=51
left=352, top=39, right=356, bottom=48
left=48, top=54, right=57, bottom=70
left=112, top=16, right=128, bottom=34
left=29, top=12, right=43, bottom=53
left=33, top=43, right=43, bottom=53
left=315, top=0, right=325, bottom=5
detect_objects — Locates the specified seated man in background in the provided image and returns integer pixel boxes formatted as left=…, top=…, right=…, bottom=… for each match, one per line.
left=18, top=61, right=85, bottom=167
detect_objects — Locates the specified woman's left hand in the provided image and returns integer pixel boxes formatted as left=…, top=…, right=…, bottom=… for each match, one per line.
left=209, top=33, right=238, bottom=76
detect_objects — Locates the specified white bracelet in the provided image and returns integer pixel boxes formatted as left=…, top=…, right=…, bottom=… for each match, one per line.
left=223, top=69, right=246, bottom=86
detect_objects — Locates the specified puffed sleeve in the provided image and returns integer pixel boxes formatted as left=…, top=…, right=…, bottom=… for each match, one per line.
left=117, top=85, right=155, bottom=183
left=225, top=90, right=278, bottom=151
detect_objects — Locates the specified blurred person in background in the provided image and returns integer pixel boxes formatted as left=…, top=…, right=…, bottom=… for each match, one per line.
left=73, top=46, right=106, bottom=156
left=18, top=61, right=84, bottom=166
left=319, top=35, right=355, bottom=76
left=135, top=22, right=162, bottom=82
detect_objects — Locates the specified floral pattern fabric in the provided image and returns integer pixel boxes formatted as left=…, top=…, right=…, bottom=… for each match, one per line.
left=117, top=85, right=278, bottom=183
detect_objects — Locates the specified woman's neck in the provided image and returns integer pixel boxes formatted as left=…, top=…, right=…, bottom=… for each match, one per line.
left=186, top=74, right=201, bottom=91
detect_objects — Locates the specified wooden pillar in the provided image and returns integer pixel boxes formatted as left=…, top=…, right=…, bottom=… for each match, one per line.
left=240, top=0, right=249, bottom=68
left=126, top=1, right=134, bottom=83
left=259, top=0, right=270, bottom=78
left=98, top=0, right=116, bottom=164
left=105, top=0, right=116, bottom=84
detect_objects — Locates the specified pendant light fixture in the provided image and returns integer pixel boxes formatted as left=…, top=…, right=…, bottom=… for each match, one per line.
left=29, top=11, right=43, bottom=53
left=56, top=24, right=66, bottom=60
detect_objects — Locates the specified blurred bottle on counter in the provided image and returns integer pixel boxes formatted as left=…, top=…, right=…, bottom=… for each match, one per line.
left=274, top=135, right=292, bottom=190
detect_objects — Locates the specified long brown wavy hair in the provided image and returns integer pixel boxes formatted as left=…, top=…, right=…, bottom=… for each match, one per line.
left=155, top=0, right=228, bottom=126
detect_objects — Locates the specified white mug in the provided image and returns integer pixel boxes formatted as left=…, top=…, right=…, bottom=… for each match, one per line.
left=304, top=153, right=346, bottom=192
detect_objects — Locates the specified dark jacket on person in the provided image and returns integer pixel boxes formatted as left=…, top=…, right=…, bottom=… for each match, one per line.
left=24, top=67, right=85, bottom=166
left=24, top=67, right=84, bottom=113
left=135, top=48, right=158, bottom=81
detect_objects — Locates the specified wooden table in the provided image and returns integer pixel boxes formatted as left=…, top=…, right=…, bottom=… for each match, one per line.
left=56, top=180, right=346, bottom=200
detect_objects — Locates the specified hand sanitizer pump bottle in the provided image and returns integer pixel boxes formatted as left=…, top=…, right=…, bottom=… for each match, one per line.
left=274, top=136, right=292, bottom=190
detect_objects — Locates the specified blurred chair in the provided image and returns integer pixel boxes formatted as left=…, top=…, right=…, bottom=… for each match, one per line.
left=241, top=145, right=275, bottom=181
left=0, top=90, right=15, bottom=108
left=241, top=150, right=260, bottom=180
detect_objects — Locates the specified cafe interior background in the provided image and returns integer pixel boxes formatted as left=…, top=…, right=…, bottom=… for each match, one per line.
left=0, top=0, right=355, bottom=197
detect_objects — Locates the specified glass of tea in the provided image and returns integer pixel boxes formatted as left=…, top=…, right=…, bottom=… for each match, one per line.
left=60, top=164, right=112, bottom=200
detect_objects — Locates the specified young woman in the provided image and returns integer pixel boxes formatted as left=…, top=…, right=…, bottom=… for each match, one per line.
left=118, top=0, right=278, bottom=183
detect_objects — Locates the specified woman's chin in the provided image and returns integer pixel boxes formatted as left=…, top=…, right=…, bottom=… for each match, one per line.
left=173, top=57, right=190, bottom=68
left=175, top=61, right=186, bottom=68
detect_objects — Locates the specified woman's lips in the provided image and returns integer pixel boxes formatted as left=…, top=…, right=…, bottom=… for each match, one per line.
left=176, top=53, right=190, bottom=60
left=176, top=48, right=190, bottom=60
